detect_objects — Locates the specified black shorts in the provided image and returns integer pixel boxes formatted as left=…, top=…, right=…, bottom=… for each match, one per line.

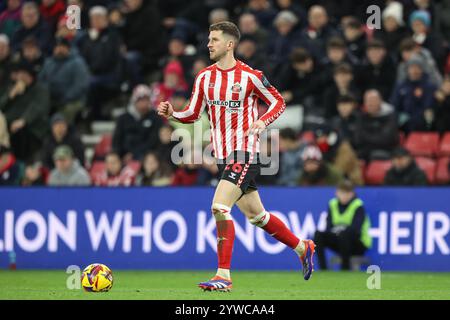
left=217, top=151, right=261, bottom=194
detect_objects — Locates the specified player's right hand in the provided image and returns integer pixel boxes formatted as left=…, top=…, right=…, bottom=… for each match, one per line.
left=157, top=101, right=174, bottom=118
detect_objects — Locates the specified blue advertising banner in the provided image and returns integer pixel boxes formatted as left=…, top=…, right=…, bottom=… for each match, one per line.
left=0, top=187, right=449, bottom=271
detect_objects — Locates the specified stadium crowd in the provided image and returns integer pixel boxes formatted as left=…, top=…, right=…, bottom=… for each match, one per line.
left=1, top=0, right=450, bottom=187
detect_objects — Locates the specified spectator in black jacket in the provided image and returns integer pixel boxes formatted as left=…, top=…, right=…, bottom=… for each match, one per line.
left=78, top=6, right=122, bottom=120
left=384, top=147, right=428, bottom=186
left=330, top=95, right=360, bottom=149
left=323, top=63, right=360, bottom=119
left=112, top=84, right=163, bottom=162
left=355, top=89, right=399, bottom=160
left=10, top=2, right=52, bottom=55
left=276, top=48, right=326, bottom=111
left=357, top=39, right=397, bottom=100
left=341, top=16, right=367, bottom=63
left=236, top=35, right=267, bottom=74
left=434, top=75, right=450, bottom=133
left=40, top=113, right=85, bottom=169
left=121, top=0, right=166, bottom=84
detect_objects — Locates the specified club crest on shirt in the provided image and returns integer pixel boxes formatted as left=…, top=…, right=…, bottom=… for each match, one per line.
left=231, top=82, right=242, bottom=93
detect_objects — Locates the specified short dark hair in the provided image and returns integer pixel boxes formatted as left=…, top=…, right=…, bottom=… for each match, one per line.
left=290, top=47, right=312, bottom=63
left=279, top=128, right=298, bottom=141
left=334, top=62, right=353, bottom=75
left=399, top=38, right=416, bottom=52
left=337, top=180, right=355, bottom=192
left=367, top=39, right=385, bottom=50
left=327, top=36, right=346, bottom=49
left=337, top=94, right=357, bottom=104
left=209, top=21, right=241, bottom=42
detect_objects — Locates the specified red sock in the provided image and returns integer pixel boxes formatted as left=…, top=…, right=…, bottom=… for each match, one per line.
left=216, top=220, right=235, bottom=269
left=258, top=212, right=300, bottom=249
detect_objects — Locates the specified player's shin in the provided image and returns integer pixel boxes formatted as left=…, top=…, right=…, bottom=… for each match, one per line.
left=250, top=211, right=305, bottom=256
left=211, top=203, right=235, bottom=280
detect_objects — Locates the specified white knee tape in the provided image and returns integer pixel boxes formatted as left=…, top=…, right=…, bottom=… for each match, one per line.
left=249, top=211, right=270, bottom=227
left=211, top=203, right=232, bottom=221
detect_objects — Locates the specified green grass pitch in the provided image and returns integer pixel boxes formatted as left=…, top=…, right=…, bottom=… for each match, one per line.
left=0, top=270, right=449, bottom=300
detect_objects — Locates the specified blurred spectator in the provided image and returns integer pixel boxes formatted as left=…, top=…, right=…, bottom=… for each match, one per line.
left=55, top=13, right=81, bottom=42
left=314, top=180, right=372, bottom=270
left=320, top=36, right=358, bottom=85
left=17, top=36, right=44, bottom=76
left=396, top=37, right=442, bottom=87
left=151, top=60, right=188, bottom=107
left=276, top=48, right=326, bottom=110
left=22, top=161, right=47, bottom=186
left=390, top=56, right=437, bottom=132
left=0, top=111, right=9, bottom=149
left=135, top=151, right=173, bottom=186
left=40, top=113, right=85, bottom=169
left=161, top=35, right=195, bottom=77
left=409, top=9, right=443, bottom=65
left=434, top=0, right=450, bottom=44
left=236, top=35, right=266, bottom=73
left=172, top=151, right=199, bottom=186
left=0, top=0, right=22, bottom=38
left=355, top=89, right=398, bottom=160
left=297, top=5, right=339, bottom=61
left=11, top=2, right=52, bottom=54
left=112, top=84, right=163, bottom=162
left=0, top=34, right=12, bottom=89
left=92, top=151, right=135, bottom=186
left=0, top=60, right=50, bottom=162
left=168, top=90, right=209, bottom=150
left=238, top=12, right=269, bottom=51
left=48, top=145, right=90, bottom=186
left=266, top=10, right=300, bottom=71
left=186, top=55, right=208, bottom=88
left=330, top=95, right=360, bottom=148
left=298, top=145, right=344, bottom=186
left=341, top=16, right=366, bottom=63
left=247, top=0, right=277, bottom=28
left=121, top=0, right=166, bottom=84
left=39, top=37, right=90, bottom=123
left=39, top=0, right=66, bottom=35
left=0, top=145, right=24, bottom=185
left=156, top=124, right=178, bottom=170
left=323, top=63, right=360, bottom=119
left=384, top=147, right=428, bottom=186
left=78, top=5, right=122, bottom=120
left=434, top=75, right=450, bottom=133
left=315, top=126, right=363, bottom=185
left=274, top=0, right=307, bottom=29
left=356, top=39, right=396, bottom=100
left=277, top=128, right=305, bottom=186
left=373, top=1, right=410, bottom=56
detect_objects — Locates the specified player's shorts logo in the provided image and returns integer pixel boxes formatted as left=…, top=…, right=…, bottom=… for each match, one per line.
left=231, top=82, right=242, bottom=93
left=228, top=172, right=237, bottom=180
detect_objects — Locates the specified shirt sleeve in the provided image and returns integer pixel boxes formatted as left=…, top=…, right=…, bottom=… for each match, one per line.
left=172, top=72, right=207, bottom=123
left=250, top=71, right=286, bottom=127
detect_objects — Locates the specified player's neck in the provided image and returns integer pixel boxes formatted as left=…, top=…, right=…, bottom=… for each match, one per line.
left=216, top=54, right=237, bottom=71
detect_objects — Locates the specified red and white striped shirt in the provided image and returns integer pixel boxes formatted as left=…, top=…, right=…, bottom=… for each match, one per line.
left=172, top=60, right=286, bottom=159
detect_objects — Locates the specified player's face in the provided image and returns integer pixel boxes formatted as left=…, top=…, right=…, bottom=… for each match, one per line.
left=207, top=30, right=231, bottom=62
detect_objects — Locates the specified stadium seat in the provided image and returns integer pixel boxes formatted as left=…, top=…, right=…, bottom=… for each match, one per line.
left=436, top=157, right=450, bottom=184
left=404, top=132, right=440, bottom=157
left=93, top=134, right=112, bottom=160
left=438, top=132, right=450, bottom=157
left=126, top=161, right=141, bottom=175
left=89, top=161, right=106, bottom=181
left=415, top=157, right=437, bottom=184
left=364, top=160, right=392, bottom=185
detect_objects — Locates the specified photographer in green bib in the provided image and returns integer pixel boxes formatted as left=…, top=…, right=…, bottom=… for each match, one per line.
left=314, top=180, right=372, bottom=270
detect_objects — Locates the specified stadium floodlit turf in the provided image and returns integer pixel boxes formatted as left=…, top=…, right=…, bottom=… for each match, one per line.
left=0, top=270, right=449, bottom=300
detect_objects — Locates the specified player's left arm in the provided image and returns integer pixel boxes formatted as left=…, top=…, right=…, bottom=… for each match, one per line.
left=248, top=72, right=286, bottom=135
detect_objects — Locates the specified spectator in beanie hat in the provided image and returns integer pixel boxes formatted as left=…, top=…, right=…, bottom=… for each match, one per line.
left=298, top=145, right=344, bottom=186
left=48, top=145, right=90, bottom=186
